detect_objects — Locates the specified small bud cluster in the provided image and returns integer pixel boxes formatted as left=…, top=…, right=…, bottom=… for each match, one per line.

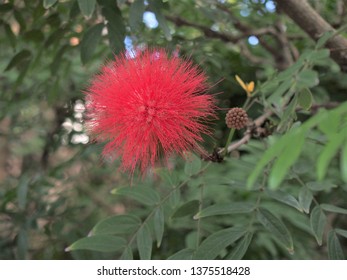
left=225, top=107, right=248, bottom=130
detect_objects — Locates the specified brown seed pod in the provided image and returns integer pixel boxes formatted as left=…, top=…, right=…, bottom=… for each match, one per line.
left=225, top=107, right=249, bottom=130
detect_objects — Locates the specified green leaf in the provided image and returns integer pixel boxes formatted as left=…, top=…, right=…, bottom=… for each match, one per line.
left=335, top=228, right=347, bottom=239
left=268, top=131, right=305, bottom=189
left=43, top=0, right=58, bottom=8
left=327, top=230, right=345, bottom=260
left=23, top=29, right=45, bottom=42
left=296, top=69, right=319, bottom=89
left=101, top=3, right=125, bottom=53
left=256, top=207, right=294, bottom=252
left=298, top=88, right=313, bottom=110
left=310, top=49, right=330, bottom=63
left=66, top=235, right=126, bottom=252
left=316, top=31, right=334, bottom=48
left=129, top=0, right=145, bottom=30
left=341, top=141, right=347, bottom=183
left=310, top=205, right=326, bottom=245
left=136, top=224, right=152, bottom=260
left=306, top=181, right=337, bottom=191
left=0, top=3, right=13, bottom=12
left=277, top=62, right=301, bottom=81
left=3, top=23, right=16, bottom=50
left=195, top=202, right=254, bottom=219
left=45, top=27, right=67, bottom=48
left=318, top=110, right=340, bottom=136
left=17, top=227, right=28, bottom=260
left=184, top=154, right=202, bottom=176
left=226, top=231, right=253, bottom=260
left=77, top=0, right=96, bottom=17
left=167, top=248, right=195, bottom=260
left=91, top=215, right=141, bottom=235
left=247, top=136, right=287, bottom=188
left=69, top=0, right=80, bottom=19
left=80, top=23, right=104, bottom=64
left=120, top=246, right=133, bottom=260
left=172, top=200, right=200, bottom=218
left=193, top=226, right=247, bottom=260
left=17, top=175, right=29, bottom=210
left=155, top=168, right=179, bottom=187
left=321, top=204, right=347, bottom=215
left=317, top=132, right=345, bottom=180
left=268, top=79, right=292, bottom=104
left=51, top=44, right=70, bottom=75
left=277, top=94, right=298, bottom=130
left=298, top=187, right=313, bottom=214
left=111, top=186, right=160, bottom=206
left=5, top=49, right=31, bottom=71
left=266, top=190, right=302, bottom=212
left=154, top=206, right=164, bottom=247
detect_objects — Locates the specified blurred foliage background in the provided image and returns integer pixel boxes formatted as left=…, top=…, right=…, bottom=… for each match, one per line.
left=1, top=0, right=347, bottom=260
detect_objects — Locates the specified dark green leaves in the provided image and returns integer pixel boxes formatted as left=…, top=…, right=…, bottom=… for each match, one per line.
left=195, top=202, right=254, bottom=219
left=0, top=3, right=13, bottom=13
left=77, top=0, right=96, bottom=18
left=266, top=190, right=302, bottom=212
left=5, top=49, right=31, bottom=71
left=310, top=205, right=326, bottom=245
left=298, top=88, right=313, bottom=110
left=3, top=23, right=16, bottom=50
left=327, top=230, right=345, bottom=260
left=172, top=200, right=200, bottom=218
left=148, top=0, right=172, bottom=40
left=168, top=248, right=194, bottom=260
left=154, top=206, right=164, bottom=247
left=100, top=1, right=125, bottom=53
left=129, top=0, right=146, bottom=30
left=317, top=130, right=346, bottom=180
left=194, top=226, right=247, bottom=260
left=336, top=228, right=347, bottom=239
left=341, top=141, right=347, bottom=183
left=91, top=215, right=141, bottom=235
left=298, top=187, right=313, bottom=214
left=66, top=235, right=126, bottom=252
left=136, top=224, right=152, bottom=260
left=17, top=175, right=29, bottom=210
left=320, top=204, right=347, bottom=215
left=43, top=0, right=58, bottom=9
left=80, top=23, right=104, bottom=64
left=226, top=232, right=253, bottom=260
left=111, top=186, right=160, bottom=206
left=256, top=207, right=293, bottom=253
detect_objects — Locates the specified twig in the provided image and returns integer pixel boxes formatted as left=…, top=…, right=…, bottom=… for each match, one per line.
left=165, top=15, right=239, bottom=43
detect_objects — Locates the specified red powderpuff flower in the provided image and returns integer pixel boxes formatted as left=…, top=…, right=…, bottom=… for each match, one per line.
left=85, top=48, right=216, bottom=174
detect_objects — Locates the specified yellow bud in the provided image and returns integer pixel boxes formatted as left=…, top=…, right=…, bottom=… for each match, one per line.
left=235, top=75, right=255, bottom=97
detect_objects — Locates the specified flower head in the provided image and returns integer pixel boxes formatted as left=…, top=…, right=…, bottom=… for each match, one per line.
left=85, top=49, right=216, bottom=174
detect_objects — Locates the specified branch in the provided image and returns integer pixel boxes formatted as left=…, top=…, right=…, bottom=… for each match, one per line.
left=276, top=0, right=347, bottom=71
left=216, top=3, right=296, bottom=69
left=165, top=15, right=239, bottom=43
